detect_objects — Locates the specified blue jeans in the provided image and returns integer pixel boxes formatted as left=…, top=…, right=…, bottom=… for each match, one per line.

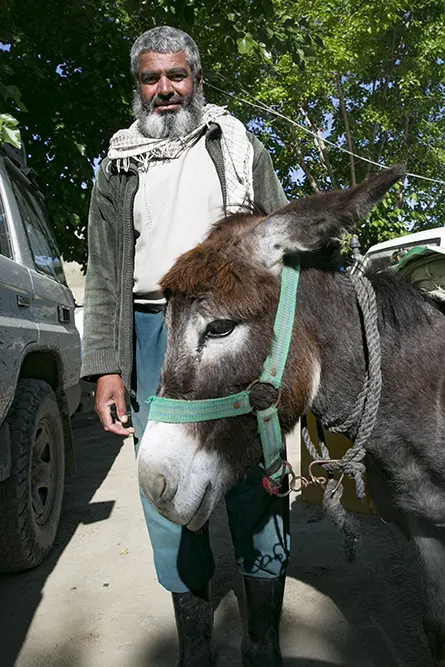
left=131, top=310, right=290, bottom=593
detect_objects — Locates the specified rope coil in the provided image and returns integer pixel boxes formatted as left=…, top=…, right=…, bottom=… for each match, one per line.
left=301, top=274, right=382, bottom=561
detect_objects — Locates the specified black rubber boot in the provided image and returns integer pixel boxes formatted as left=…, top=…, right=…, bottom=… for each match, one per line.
left=241, top=575, right=285, bottom=667
left=172, top=583, right=215, bottom=667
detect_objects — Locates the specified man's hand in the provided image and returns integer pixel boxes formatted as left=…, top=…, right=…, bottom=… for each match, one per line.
left=95, top=374, right=135, bottom=436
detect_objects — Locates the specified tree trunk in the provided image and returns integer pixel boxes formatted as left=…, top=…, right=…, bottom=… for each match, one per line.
left=316, top=129, right=338, bottom=189
left=336, top=73, right=356, bottom=186
left=299, top=105, right=338, bottom=188
left=292, top=139, right=320, bottom=193
left=365, top=81, right=380, bottom=180
left=396, top=113, right=410, bottom=209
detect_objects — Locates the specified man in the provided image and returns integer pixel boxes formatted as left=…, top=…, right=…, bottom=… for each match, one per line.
left=82, top=26, right=289, bottom=667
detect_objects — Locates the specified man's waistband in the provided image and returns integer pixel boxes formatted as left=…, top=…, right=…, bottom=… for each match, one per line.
left=134, top=290, right=165, bottom=313
left=134, top=302, right=165, bottom=313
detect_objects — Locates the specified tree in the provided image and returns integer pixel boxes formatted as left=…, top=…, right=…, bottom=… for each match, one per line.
left=1, top=0, right=444, bottom=265
left=2, top=0, right=296, bottom=264
left=226, top=0, right=445, bottom=253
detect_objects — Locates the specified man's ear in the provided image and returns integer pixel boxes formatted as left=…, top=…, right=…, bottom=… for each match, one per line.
left=197, top=70, right=204, bottom=93
left=247, top=164, right=406, bottom=271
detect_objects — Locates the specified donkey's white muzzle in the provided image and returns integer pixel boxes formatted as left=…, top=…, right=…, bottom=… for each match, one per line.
left=137, top=420, right=226, bottom=529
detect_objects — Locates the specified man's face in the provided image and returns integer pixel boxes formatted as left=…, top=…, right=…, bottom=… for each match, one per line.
left=134, top=51, right=204, bottom=139
left=138, top=51, right=199, bottom=111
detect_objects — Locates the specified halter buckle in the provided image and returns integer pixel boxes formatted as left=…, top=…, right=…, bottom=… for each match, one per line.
left=246, top=379, right=282, bottom=415
left=262, top=460, right=296, bottom=497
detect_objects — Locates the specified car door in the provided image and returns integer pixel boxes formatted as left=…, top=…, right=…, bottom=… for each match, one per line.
left=6, top=168, right=81, bottom=392
left=0, top=160, right=38, bottom=421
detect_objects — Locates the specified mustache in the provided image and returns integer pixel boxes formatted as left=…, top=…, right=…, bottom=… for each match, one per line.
left=154, top=96, right=183, bottom=106
left=144, top=94, right=185, bottom=113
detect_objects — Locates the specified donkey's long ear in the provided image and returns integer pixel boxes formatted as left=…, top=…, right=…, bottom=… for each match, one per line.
left=249, top=164, right=405, bottom=270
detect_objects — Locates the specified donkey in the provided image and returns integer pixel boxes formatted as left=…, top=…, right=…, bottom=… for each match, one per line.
left=137, top=165, right=445, bottom=665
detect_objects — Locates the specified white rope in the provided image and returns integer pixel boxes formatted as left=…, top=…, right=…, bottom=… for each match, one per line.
left=206, top=81, right=445, bottom=187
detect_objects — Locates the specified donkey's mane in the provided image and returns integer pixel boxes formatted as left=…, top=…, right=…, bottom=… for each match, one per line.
left=366, top=270, right=442, bottom=332
left=206, top=209, right=265, bottom=241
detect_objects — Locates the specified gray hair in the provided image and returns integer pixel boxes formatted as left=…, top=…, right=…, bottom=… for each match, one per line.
left=130, top=26, right=202, bottom=80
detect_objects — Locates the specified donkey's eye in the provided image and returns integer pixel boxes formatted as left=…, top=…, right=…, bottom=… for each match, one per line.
left=206, top=320, right=236, bottom=338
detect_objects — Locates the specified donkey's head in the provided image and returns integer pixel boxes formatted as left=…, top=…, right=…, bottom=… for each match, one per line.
left=137, top=165, right=405, bottom=529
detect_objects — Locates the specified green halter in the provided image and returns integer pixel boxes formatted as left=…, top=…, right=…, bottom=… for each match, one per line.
left=146, top=262, right=300, bottom=495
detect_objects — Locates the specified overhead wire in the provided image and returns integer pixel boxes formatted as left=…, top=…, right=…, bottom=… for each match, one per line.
left=206, top=80, right=445, bottom=187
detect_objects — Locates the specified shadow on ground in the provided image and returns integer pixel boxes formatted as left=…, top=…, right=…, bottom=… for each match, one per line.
left=285, top=498, right=431, bottom=667
left=140, top=496, right=433, bottom=667
left=1, top=415, right=434, bottom=666
left=0, top=411, right=125, bottom=667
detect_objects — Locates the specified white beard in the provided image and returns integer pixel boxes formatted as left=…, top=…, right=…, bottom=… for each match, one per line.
left=133, top=87, right=204, bottom=139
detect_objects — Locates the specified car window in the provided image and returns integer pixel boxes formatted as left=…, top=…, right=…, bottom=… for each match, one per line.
left=0, top=187, right=12, bottom=258
left=10, top=177, right=66, bottom=283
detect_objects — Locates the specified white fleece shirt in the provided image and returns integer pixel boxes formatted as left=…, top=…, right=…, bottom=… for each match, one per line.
left=133, top=135, right=224, bottom=301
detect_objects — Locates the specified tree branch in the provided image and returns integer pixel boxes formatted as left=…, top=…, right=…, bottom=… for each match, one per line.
left=395, top=113, right=410, bottom=209
left=366, top=30, right=403, bottom=179
left=402, top=112, right=410, bottom=158
left=336, top=72, right=356, bottom=186
left=365, top=80, right=380, bottom=180
left=375, top=131, right=387, bottom=165
left=291, top=139, right=320, bottom=193
left=299, top=104, right=337, bottom=188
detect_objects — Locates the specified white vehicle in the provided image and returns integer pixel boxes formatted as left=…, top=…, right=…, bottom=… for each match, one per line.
left=353, top=227, right=445, bottom=275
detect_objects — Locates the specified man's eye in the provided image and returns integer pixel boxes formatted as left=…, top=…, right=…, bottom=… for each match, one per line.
left=206, top=320, right=236, bottom=338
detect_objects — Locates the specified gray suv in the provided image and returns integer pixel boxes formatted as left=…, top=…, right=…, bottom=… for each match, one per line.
left=0, top=142, right=81, bottom=571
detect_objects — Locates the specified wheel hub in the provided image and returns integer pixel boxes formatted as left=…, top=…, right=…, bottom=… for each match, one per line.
left=31, top=418, right=57, bottom=524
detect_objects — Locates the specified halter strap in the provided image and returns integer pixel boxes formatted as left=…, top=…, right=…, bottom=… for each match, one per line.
left=146, top=390, right=252, bottom=422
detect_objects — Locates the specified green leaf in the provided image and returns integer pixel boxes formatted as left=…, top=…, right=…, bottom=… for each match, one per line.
left=236, top=35, right=255, bottom=55
left=4, top=84, right=21, bottom=101
left=1, top=122, right=22, bottom=149
left=0, top=113, right=19, bottom=127
left=0, top=63, right=14, bottom=76
left=259, top=44, right=273, bottom=63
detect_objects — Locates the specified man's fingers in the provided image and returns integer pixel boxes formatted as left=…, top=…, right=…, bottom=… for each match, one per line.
left=96, top=398, right=134, bottom=436
left=104, top=421, right=135, bottom=437
left=95, top=377, right=134, bottom=436
left=96, top=401, right=113, bottom=430
left=115, top=393, right=129, bottom=424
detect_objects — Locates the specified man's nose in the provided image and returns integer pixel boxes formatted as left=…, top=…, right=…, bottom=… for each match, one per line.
left=157, top=75, right=174, bottom=97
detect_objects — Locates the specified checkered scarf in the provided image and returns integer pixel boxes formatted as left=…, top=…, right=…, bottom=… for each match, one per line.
left=108, top=104, right=254, bottom=211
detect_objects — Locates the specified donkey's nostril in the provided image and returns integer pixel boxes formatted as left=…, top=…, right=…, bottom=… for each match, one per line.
left=151, top=473, right=167, bottom=502
left=143, top=468, right=178, bottom=505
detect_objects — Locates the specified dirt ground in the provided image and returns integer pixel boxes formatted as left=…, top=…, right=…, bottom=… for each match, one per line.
left=0, top=411, right=434, bottom=667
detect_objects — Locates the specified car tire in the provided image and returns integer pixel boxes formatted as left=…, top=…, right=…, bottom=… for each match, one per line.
left=0, top=379, right=65, bottom=572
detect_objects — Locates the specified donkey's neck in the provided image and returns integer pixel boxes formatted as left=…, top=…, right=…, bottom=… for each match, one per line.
left=290, top=268, right=367, bottom=433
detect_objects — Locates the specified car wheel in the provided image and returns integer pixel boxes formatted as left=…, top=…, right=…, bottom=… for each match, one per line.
left=0, top=379, right=65, bottom=572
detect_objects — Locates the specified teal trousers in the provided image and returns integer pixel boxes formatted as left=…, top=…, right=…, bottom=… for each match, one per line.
left=131, top=310, right=290, bottom=593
